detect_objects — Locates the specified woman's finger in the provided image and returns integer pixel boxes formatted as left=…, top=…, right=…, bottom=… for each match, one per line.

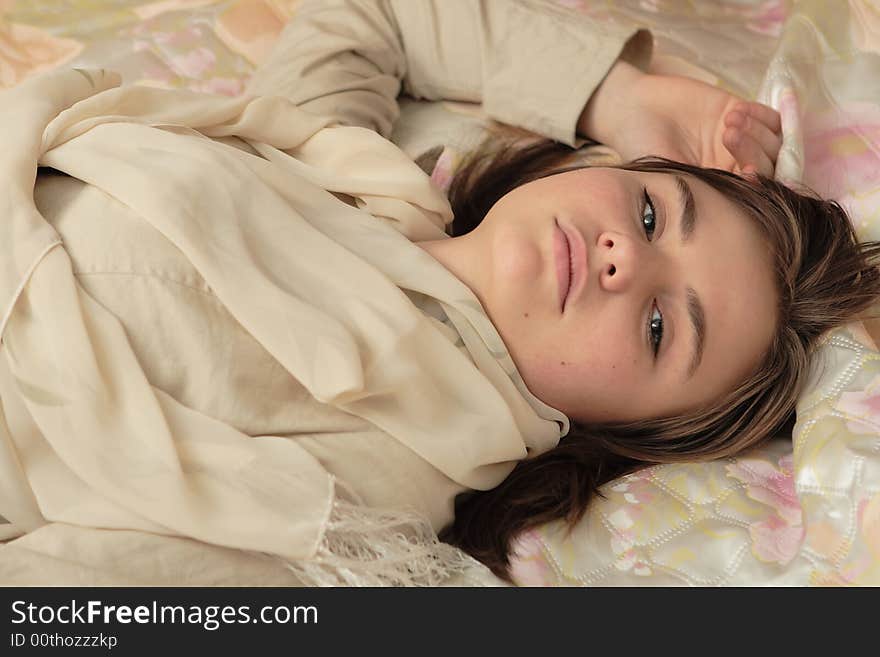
left=723, top=126, right=774, bottom=176
left=725, top=109, right=782, bottom=164
left=746, top=112, right=782, bottom=163
left=742, top=101, right=781, bottom=134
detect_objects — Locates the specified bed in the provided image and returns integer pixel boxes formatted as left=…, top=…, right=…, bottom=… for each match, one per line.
left=1, top=0, right=878, bottom=586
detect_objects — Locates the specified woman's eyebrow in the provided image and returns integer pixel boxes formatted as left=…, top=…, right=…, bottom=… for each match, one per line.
left=675, top=176, right=705, bottom=380
left=677, top=175, right=697, bottom=242
left=684, top=286, right=705, bottom=380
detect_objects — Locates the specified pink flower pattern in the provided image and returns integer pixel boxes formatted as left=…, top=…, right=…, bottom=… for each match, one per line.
left=125, top=18, right=249, bottom=93
left=795, top=100, right=880, bottom=247
left=726, top=453, right=804, bottom=565
left=745, top=0, right=787, bottom=38
left=508, top=529, right=555, bottom=586
left=836, top=377, right=880, bottom=435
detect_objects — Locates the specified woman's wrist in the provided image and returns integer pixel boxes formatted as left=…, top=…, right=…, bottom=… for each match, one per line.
left=576, top=59, right=646, bottom=148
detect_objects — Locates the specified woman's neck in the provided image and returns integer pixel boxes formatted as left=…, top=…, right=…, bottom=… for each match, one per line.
left=415, top=233, right=490, bottom=305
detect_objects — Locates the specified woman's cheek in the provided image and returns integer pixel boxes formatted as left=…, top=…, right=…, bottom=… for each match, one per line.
left=492, top=229, right=543, bottom=286
left=522, top=352, right=591, bottom=411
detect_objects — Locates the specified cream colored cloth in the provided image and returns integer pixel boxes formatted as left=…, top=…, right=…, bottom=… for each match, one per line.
left=248, top=0, right=652, bottom=148
left=0, top=67, right=567, bottom=583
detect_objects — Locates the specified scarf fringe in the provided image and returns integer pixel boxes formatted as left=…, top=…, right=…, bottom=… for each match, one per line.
left=282, top=497, right=497, bottom=587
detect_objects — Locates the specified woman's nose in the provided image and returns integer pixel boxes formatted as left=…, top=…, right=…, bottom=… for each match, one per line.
left=596, top=231, right=643, bottom=292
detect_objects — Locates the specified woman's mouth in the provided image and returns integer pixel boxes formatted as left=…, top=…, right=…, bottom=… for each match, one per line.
left=554, top=219, right=586, bottom=313
left=554, top=219, right=572, bottom=312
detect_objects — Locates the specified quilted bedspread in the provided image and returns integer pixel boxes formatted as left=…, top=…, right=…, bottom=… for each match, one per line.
left=2, top=0, right=879, bottom=586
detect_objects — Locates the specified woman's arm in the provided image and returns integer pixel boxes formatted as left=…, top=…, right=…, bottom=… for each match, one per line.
left=247, top=0, right=652, bottom=147
left=249, top=0, right=780, bottom=174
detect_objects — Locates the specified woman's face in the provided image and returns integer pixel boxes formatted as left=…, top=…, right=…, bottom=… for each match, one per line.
left=418, top=167, right=778, bottom=423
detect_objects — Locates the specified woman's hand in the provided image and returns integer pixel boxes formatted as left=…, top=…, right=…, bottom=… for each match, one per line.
left=578, top=60, right=782, bottom=176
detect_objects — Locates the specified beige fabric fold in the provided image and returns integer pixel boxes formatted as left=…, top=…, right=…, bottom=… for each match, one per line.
left=248, top=0, right=653, bottom=148
left=0, top=68, right=565, bottom=576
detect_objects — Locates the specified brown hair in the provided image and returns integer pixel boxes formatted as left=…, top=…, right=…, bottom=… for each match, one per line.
left=438, top=134, right=880, bottom=581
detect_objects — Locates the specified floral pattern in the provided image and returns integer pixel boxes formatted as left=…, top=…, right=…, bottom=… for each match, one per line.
left=802, top=102, right=880, bottom=239
left=727, top=454, right=804, bottom=565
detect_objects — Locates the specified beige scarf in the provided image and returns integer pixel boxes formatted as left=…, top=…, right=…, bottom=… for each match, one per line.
left=0, top=69, right=566, bottom=585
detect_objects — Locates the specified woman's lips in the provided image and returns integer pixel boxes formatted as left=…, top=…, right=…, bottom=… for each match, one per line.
left=554, top=219, right=587, bottom=313
left=553, top=220, right=571, bottom=312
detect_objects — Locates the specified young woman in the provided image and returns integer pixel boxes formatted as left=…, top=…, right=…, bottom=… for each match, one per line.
left=0, top=1, right=876, bottom=585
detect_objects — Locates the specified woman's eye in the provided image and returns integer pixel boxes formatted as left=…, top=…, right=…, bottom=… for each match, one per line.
left=648, top=303, right=663, bottom=357
left=642, top=189, right=657, bottom=241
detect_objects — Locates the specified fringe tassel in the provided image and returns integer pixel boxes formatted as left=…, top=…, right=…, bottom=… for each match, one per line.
left=282, top=497, right=502, bottom=587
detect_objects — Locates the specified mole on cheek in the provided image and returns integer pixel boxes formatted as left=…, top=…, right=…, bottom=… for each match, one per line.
left=523, top=312, right=529, bottom=318
left=560, top=360, right=566, bottom=366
